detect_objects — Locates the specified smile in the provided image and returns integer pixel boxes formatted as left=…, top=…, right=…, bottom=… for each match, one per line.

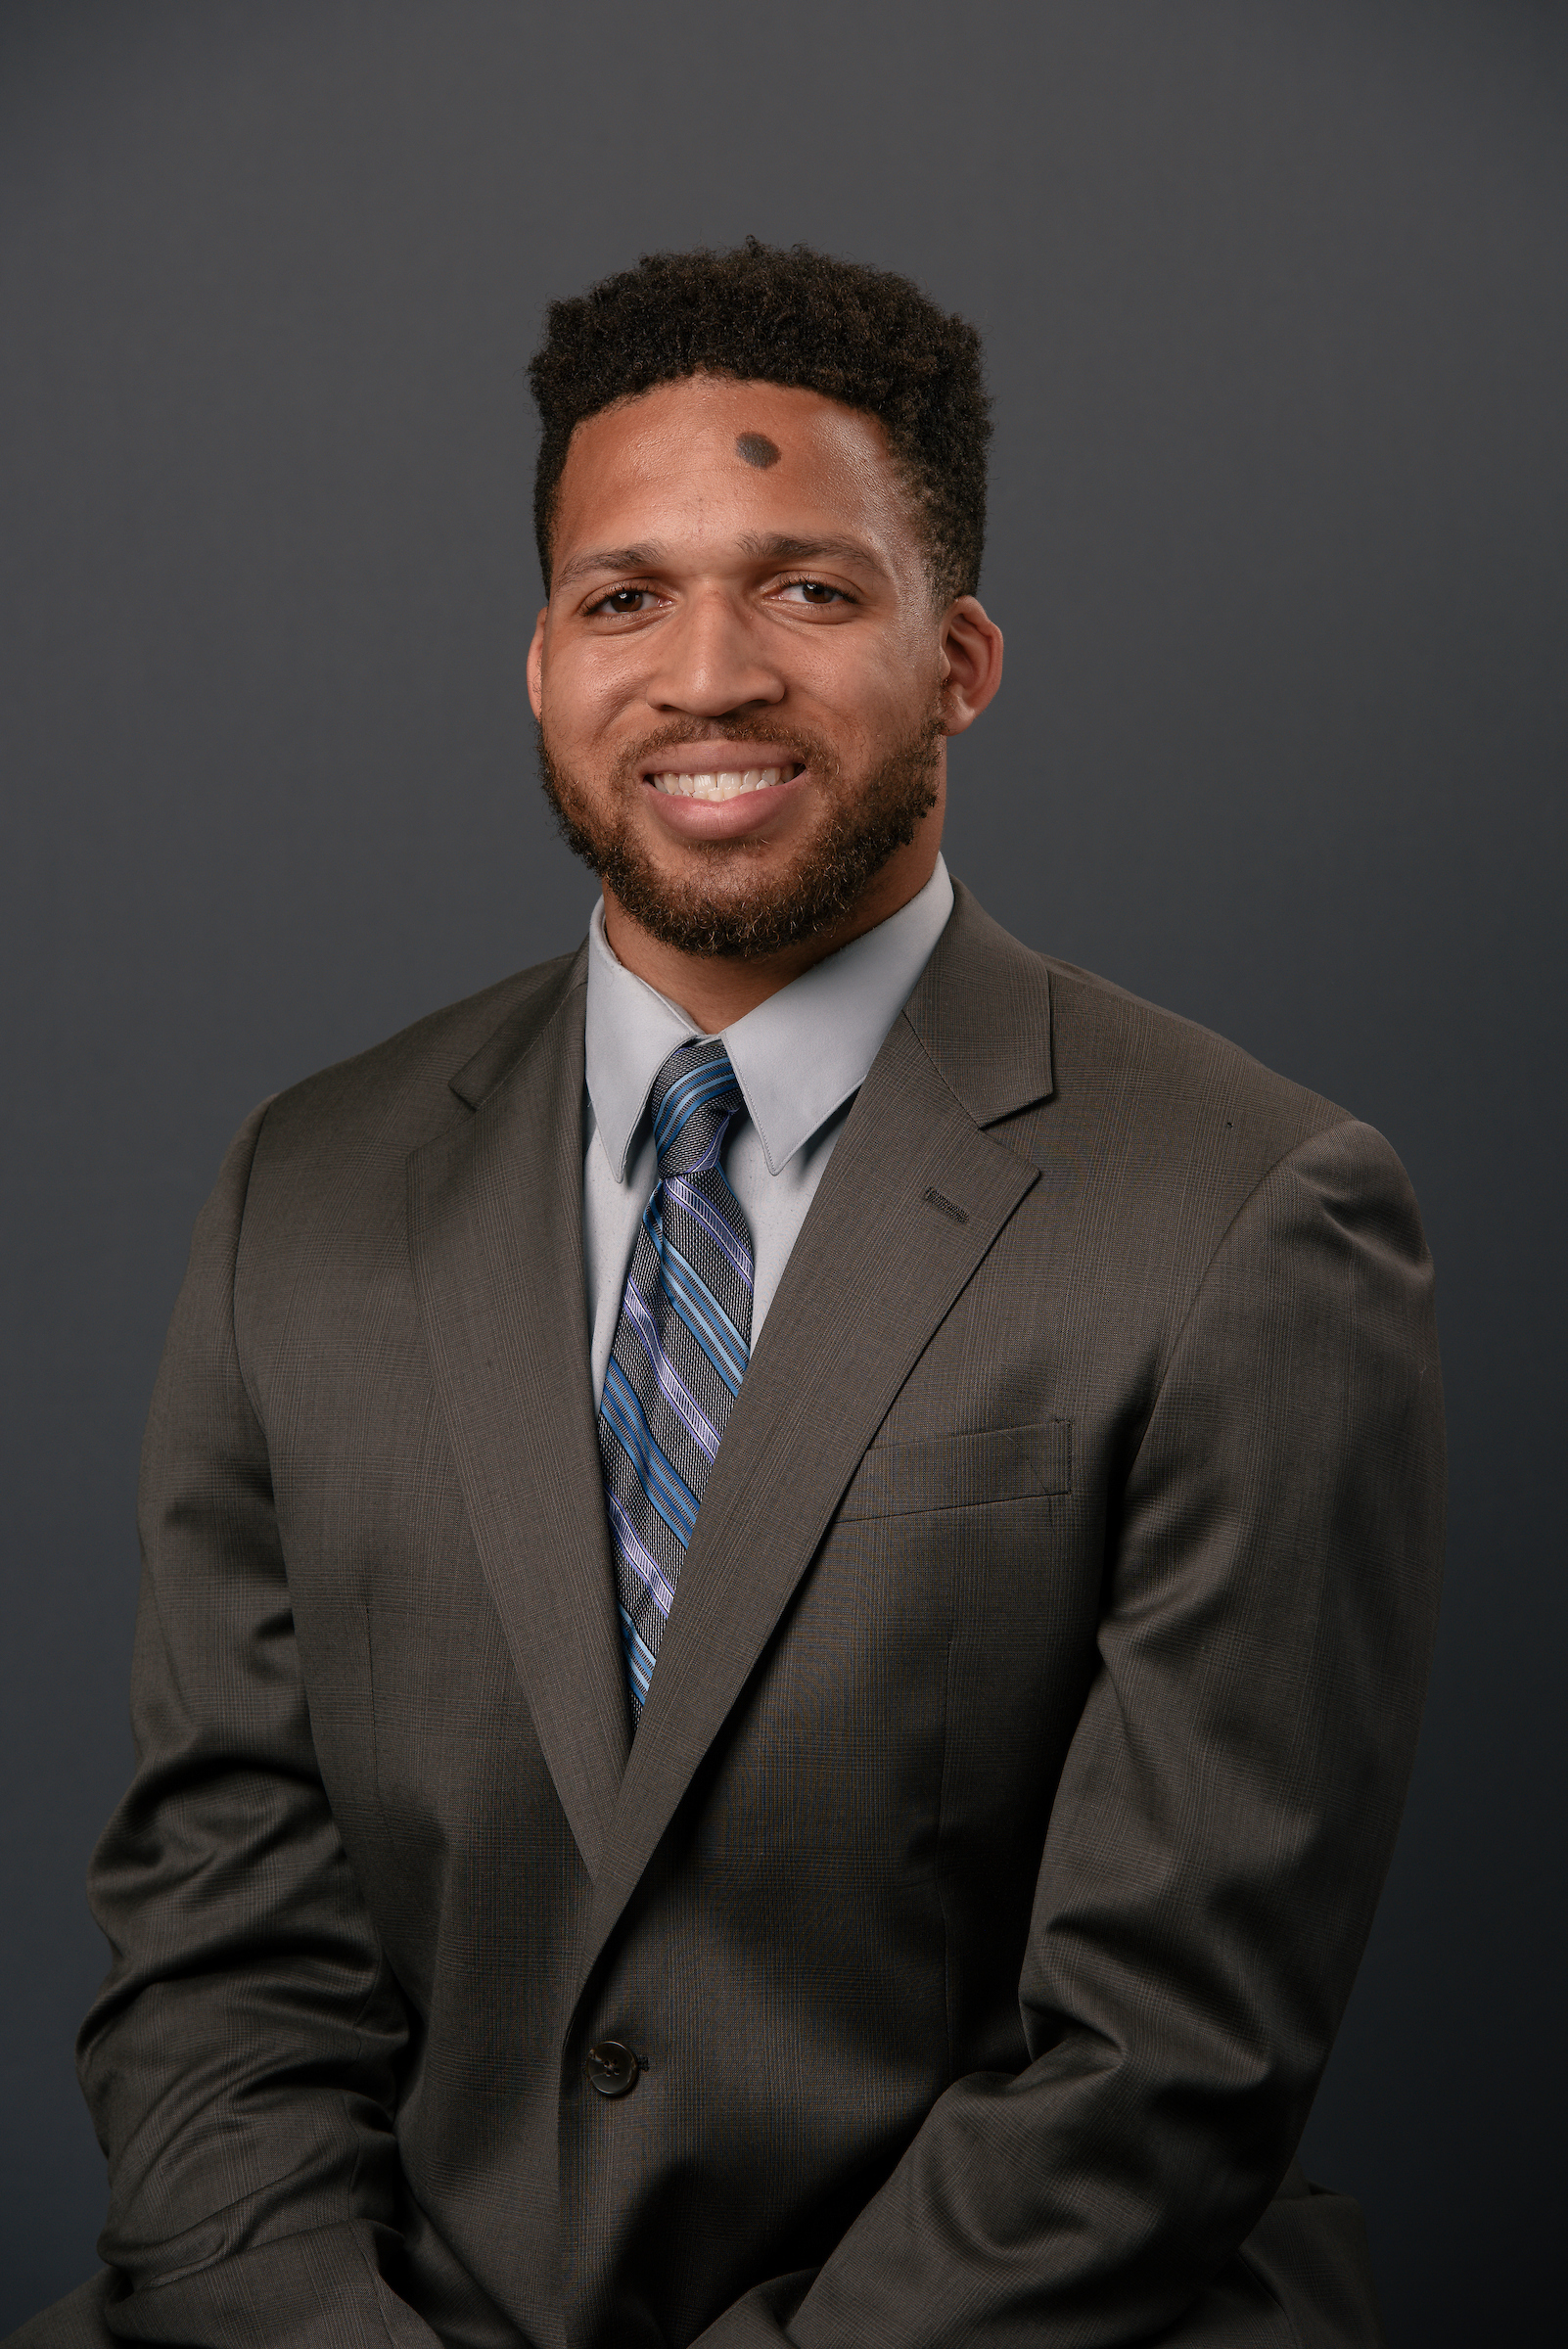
left=649, top=763, right=802, bottom=803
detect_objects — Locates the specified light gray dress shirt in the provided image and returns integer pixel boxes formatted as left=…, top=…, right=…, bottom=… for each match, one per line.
left=582, top=854, right=955, bottom=1404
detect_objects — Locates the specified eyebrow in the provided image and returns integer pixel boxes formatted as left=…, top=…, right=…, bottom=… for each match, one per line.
left=551, top=532, right=888, bottom=594
left=551, top=545, right=667, bottom=592
left=737, top=532, right=886, bottom=572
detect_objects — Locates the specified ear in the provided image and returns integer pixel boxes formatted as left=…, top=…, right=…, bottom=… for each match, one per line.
left=937, top=596, right=1004, bottom=736
left=526, top=606, right=549, bottom=720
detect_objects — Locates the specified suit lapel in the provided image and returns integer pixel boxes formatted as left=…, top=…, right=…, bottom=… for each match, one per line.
left=574, top=903, right=1051, bottom=1985
left=408, top=952, right=629, bottom=1882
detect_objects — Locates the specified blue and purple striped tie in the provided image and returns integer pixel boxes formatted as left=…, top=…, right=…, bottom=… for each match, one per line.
left=598, top=1038, right=755, bottom=1719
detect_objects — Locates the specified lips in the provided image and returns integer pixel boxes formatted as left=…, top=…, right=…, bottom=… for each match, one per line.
left=648, top=763, right=803, bottom=803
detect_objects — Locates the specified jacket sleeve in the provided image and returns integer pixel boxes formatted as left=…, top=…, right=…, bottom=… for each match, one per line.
left=694, top=1115, right=1446, bottom=2348
left=76, top=1105, right=440, bottom=2349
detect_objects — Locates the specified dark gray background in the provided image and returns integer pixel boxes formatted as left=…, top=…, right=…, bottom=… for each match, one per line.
left=2, top=1, right=1563, bottom=2338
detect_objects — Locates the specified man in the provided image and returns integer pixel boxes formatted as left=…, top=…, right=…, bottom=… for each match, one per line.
left=19, top=243, right=1444, bottom=2348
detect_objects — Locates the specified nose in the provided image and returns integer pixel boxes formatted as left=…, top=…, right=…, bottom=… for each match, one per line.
left=642, top=587, right=784, bottom=718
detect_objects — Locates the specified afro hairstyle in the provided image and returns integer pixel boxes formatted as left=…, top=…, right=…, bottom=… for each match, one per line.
left=528, top=239, right=991, bottom=604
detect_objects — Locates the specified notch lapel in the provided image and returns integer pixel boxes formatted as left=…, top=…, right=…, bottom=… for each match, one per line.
left=574, top=988, right=1044, bottom=1992
left=409, top=955, right=629, bottom=1882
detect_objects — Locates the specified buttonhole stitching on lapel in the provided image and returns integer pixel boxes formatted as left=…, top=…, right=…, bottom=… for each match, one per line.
left=922, top=1187, right=968, bottom=1224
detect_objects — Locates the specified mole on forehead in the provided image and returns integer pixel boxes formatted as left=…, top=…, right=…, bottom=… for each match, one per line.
left=734, top=433, right=781, bottom=470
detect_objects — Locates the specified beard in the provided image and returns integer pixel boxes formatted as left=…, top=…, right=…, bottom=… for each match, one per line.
left=536, top=704, right=944, bottom=961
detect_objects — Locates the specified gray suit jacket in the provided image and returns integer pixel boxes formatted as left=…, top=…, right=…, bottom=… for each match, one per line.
left=21, top=884, right=1445, bottom=2348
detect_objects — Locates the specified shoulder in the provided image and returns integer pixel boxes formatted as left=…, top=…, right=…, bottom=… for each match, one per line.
left=929, top=884, right=1418, bottom=1270
left=247, top=945, right=585, bottom=1187
left=932, top=881, right=1345, bottom=1158
left=1041, top=949, right=1422, bottom=1242
left=1041, top=949, right=1345, bottom=1157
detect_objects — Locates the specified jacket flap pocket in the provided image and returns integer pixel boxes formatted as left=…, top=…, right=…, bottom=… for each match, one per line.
left=837, top=1420, right=1073, bottom=1519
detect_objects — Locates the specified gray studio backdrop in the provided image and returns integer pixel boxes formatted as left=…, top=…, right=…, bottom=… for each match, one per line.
left=2, top=2, right=1563, bottom=2339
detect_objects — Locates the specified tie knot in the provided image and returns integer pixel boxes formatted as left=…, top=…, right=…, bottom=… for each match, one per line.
left=650, top=1038, right=746, bottom=1177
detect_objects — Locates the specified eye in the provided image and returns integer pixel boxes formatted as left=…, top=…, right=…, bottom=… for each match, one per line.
left=586, top=585, right=661, bottom=617
left=776, top=577, right=851, bottom=606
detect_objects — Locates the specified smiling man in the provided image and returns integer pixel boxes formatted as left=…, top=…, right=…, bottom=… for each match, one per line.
left=23, top=244, right=1444, bottom=2349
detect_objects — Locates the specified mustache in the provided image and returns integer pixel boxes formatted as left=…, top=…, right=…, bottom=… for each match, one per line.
left=610, top=720, right=836, bottom=782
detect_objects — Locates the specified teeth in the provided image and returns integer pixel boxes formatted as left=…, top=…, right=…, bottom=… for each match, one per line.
left=651, top=764, right=795, bottom=801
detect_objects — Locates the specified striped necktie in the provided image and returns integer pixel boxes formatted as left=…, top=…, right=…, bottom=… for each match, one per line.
left=598, top=1038, right=755, bottom=1719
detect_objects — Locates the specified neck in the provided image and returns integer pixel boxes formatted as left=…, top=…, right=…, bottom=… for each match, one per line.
left=601, top=830, right=943, bottom=1034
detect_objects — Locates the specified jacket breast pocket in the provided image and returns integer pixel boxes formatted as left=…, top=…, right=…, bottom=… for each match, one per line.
left=836, top=1419, right=1073, bottom=1520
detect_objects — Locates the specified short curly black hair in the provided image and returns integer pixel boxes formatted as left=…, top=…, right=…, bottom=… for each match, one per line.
left=528, top=239, right=990, bottom=604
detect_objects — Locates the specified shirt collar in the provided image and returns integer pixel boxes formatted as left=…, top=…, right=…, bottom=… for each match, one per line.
left=584, top=854, right=954, bottom=1180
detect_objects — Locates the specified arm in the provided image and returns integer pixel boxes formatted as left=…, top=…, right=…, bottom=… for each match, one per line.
left=76, top=1106, right=439, bottom=2347
left=697, top=1116, right=1445, bottom=2346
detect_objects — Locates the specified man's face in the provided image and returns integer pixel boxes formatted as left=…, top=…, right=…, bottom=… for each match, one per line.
left=527, top=374, right=989, bottom=961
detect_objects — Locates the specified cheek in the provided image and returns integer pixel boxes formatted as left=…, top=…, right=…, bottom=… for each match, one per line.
left=804, top=636, right=935, bottom=739
left=541, top=638, right=643, bottom=738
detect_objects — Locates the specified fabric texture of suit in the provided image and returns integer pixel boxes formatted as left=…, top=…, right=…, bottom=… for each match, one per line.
left=21, top=884, right=1445, bottom=2349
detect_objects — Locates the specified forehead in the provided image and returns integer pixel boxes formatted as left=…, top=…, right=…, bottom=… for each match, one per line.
left=551, top=375, right=920, bottom=570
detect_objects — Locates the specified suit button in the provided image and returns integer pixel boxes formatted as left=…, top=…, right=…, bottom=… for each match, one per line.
left=585, top=2041, right=639, bottom=2098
